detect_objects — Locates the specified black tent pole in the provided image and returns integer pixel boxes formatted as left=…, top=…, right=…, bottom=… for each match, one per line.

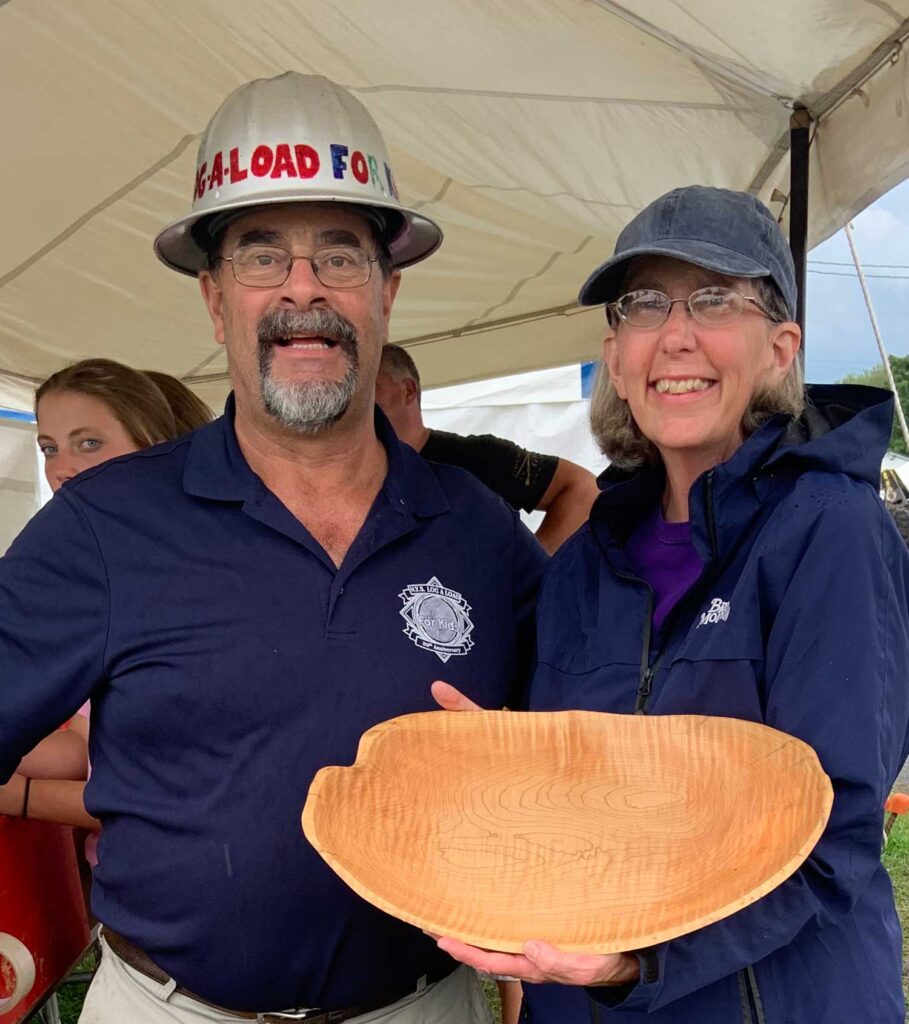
left=789, top=105, right=812, bottom=353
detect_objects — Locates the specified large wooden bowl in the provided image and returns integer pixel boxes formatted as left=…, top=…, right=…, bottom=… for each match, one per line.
left=302, top=711, right=832, bottom=952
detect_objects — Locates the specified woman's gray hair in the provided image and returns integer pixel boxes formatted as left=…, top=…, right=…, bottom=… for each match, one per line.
left=589, top=277, right=805, bottom=468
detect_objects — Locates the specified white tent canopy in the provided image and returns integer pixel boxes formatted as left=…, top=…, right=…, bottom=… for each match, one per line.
left=2, top=0, right=909, bottom=412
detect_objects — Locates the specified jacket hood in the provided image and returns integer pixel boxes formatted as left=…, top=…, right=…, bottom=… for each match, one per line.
left=767, top=383, right=894, bottom=486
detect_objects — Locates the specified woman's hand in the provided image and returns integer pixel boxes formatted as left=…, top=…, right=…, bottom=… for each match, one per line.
left=431, top=680, right=483, bottom=712
left=436, top=936, right=640, bottom=987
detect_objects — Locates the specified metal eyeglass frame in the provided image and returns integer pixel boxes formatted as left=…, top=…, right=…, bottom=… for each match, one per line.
left=607, top=287, right=783, bottom=328
left=214, top=246, right=380, bottom=289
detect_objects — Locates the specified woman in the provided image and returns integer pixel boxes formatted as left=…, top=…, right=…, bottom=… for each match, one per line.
left=35, top=359, right=177, bottom=490
left=144, top=369, right=214, bottom=435
left=0, top=360, right=210, bottom=835
left=437, top=187, right=909, bottom=1023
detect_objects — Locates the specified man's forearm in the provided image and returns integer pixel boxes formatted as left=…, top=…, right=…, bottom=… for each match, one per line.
left=534, top=461, right=599, bottom=554
left=535, top=487, right=598, bottom=553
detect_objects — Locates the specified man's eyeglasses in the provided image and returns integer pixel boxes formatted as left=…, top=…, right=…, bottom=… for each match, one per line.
left=215, top=244, right=380, bottom=289
left=607, top=287, right=782, bottom=329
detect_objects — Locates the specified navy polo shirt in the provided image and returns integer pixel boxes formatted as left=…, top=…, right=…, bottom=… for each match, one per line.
left=0, top=399, right=546, bottom=1012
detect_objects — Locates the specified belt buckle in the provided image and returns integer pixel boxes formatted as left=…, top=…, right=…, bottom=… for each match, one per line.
left=263, top=1011, right=341, bottom=1023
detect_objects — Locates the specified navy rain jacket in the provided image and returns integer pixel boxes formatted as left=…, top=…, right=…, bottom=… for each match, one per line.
left=526, top=385, right=909, bottom=1024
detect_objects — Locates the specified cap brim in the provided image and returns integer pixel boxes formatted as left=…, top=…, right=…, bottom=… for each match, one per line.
left=154, top=194, right=443, bottom=277
left=578, top=239, right=772, bottom=306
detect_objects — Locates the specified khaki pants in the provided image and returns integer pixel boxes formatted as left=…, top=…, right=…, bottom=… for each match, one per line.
left=79, top=938, right=493, bottom=1024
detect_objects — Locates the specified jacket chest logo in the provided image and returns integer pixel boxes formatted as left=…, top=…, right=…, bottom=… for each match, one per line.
left=399, top=576, right=475, bottom=662
left=697, top=596, right=731, bottom=628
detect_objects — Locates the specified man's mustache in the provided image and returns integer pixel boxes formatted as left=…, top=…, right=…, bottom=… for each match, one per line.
left=256, top=308, right=358, bottom=354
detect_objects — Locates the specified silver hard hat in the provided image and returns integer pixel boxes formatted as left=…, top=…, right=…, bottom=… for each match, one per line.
left=154, top=73, right=443, bottom=275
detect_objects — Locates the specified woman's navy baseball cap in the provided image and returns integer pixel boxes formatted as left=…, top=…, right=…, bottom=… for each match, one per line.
left=578, top=185, right=797, bottom=318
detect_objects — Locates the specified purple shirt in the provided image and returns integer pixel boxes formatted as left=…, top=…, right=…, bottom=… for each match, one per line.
left=624, top=505, right=702, bottom=630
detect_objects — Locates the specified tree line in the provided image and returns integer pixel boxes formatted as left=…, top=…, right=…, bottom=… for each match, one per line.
left=840, top=355, right=909, bottom=455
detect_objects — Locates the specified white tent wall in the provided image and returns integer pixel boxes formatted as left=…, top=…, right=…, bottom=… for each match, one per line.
left=0, top=376, right=37, bottom=416
left=3, top=1, right=909, bottom=410
left=423, top=364, right=607, bottom=530
left=0, top=418, right=41, bottom=555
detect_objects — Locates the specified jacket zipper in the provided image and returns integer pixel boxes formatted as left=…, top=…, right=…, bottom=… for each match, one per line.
left=619, top=469, right=722, bottom=717
left=747, top=966, right=766, bottom=1024
left=705, top=469, right=719, bottom=559
left=736, top=966, right=767, bottom=1024
left=633, top=469, right=722, bottom=716
left=633, top=592, right=654, bottom=714
left=634, top=665, right=654, bottom=714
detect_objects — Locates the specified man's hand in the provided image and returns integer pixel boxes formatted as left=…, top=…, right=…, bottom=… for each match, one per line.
left=430, top=687, right=639, bottom=992
left=436, top=937, right=640, bottom=987
left=430, top=680, right=483, bottom=712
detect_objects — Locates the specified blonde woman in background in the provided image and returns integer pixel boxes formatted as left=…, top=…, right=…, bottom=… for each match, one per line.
left=144, top=369, right=214, bottom=435
left=0, top=359, right=210, bottom=841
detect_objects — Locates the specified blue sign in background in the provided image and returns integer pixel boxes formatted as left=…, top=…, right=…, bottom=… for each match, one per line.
left=0, top=408, right=34, bottom=424
left=580, top=361, right=598, bottom=400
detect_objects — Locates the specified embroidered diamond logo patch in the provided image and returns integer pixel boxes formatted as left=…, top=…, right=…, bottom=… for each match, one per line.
left=399, top=576, right=475, bottom=663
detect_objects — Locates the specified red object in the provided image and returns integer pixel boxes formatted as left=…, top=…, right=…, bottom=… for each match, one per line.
left=0, top=817, right=90, bottom=1023
left=885, top=792, right=909, bottom=815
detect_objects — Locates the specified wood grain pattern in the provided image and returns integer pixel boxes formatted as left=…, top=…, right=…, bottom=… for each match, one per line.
left=302, top=710, right=832, bottom=953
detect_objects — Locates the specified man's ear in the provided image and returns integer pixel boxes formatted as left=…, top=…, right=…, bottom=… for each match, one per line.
left=404, top=378, right=419, bottom=406
left=199, top=270, right=227, bottom=346
left=382, top=270, right=402, bottom=321
left=602, top=325, right=626, bottom=400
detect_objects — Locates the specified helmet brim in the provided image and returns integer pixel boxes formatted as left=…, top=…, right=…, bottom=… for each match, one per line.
left=154, top=193, right=443, bottom=276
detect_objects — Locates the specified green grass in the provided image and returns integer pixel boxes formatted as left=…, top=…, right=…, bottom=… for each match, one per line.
left=32, top=949, right=97, bottom=1024
left=482, top=976, right=503, bottom=1023
left=38, top=816, right=909, bottom=1023
left=883, top=810, right=909, bottom=1002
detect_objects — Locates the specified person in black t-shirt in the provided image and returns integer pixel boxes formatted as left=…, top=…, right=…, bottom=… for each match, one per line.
left=376, top=344, right=598, bottom=553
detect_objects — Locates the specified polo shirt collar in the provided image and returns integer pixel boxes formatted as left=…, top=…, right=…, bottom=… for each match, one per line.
left=183, top=393, right=450, bottom=518
left=183, top=393, right=261, bottom=502
left=375, top=404, right=450, bottom=517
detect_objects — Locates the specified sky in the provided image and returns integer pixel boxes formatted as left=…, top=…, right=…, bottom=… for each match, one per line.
left=806, top=179, right=909, bottom=383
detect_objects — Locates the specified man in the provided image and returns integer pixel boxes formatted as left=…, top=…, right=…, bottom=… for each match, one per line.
left=0, top=73, right=545, bottom=1023
left=375, top=344, right=599, bottom=553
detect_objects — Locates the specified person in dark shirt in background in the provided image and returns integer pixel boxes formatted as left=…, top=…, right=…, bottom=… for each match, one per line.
left=376, top=344, right=599, bottom=553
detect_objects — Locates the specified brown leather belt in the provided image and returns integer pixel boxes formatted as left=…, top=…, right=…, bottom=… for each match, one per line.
left=102, top=926, right=452, bottom=1023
